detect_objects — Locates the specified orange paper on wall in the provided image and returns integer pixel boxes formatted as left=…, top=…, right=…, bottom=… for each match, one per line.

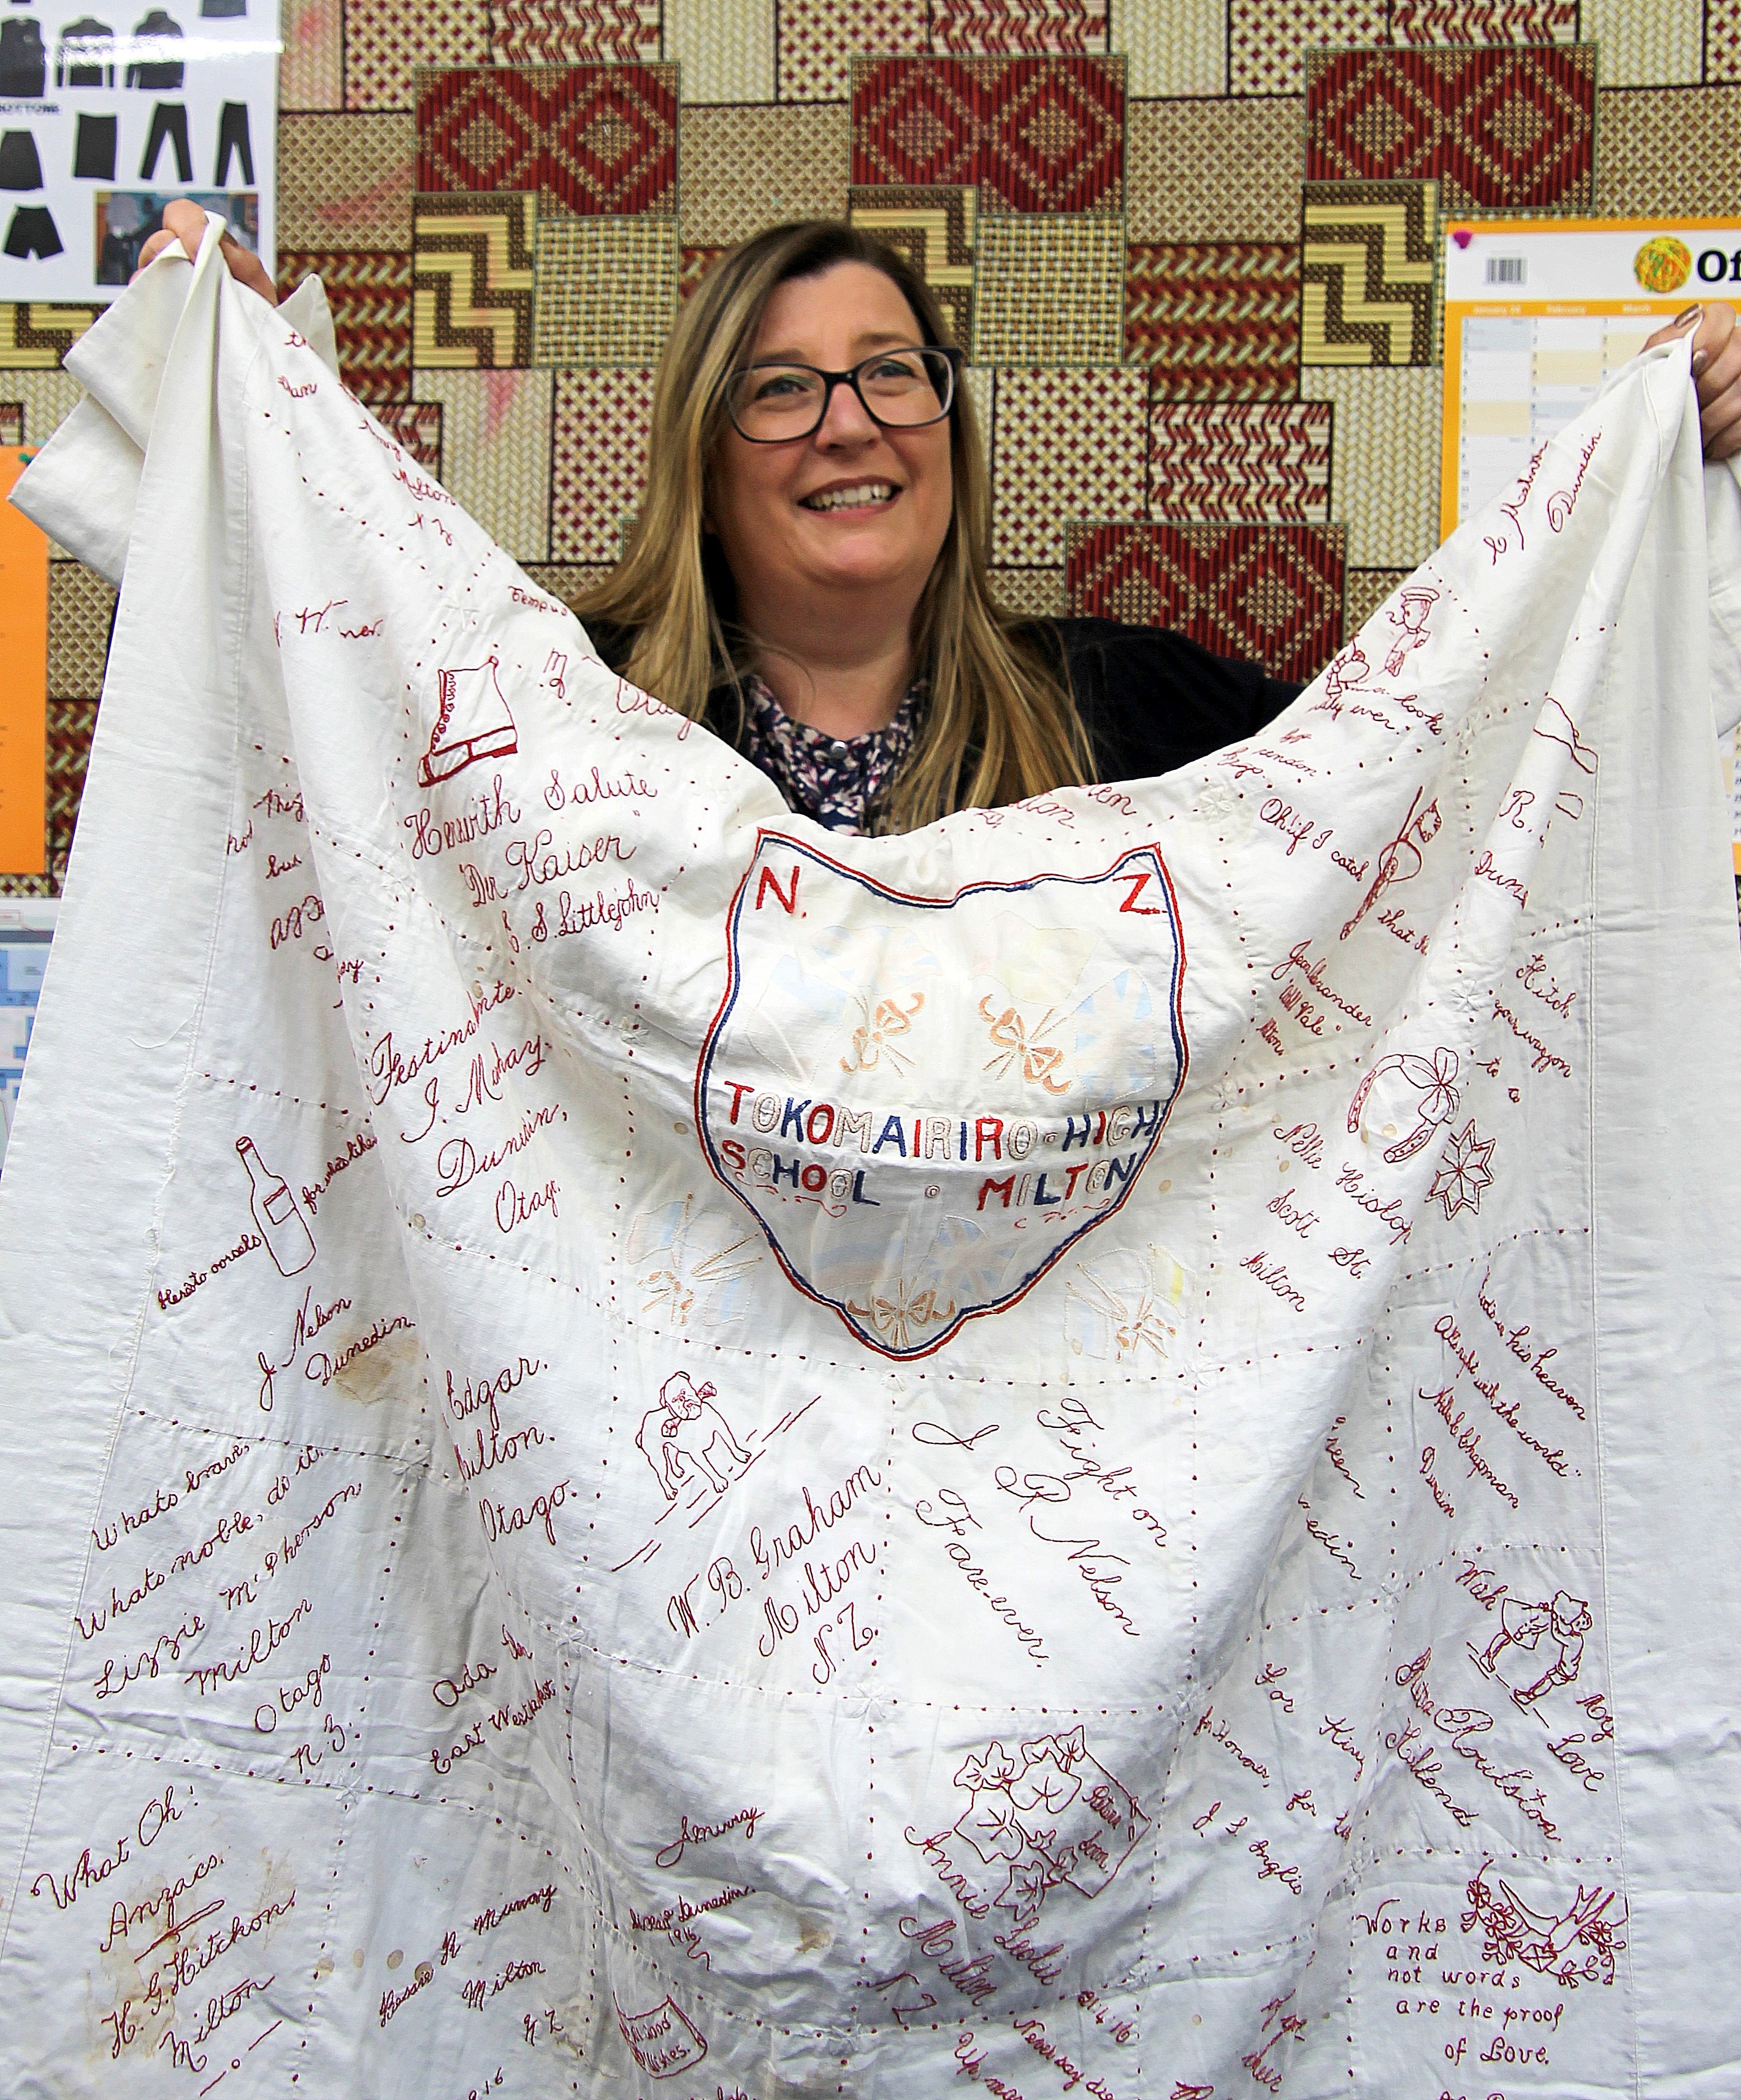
left=0, top=449, right=46, bottom=875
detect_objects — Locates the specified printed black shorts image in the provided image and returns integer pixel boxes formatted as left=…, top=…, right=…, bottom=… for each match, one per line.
left=5, top=206, right=63, bottom=260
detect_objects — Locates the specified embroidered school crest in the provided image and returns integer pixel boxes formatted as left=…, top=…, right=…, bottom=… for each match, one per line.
left=696, top=833, right=1189, bottom=1356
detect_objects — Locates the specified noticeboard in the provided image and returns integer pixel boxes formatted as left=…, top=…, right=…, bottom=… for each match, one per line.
left=0, top=0, right=277, bottom=304
left=1441, top=216, right=1741, bottom=874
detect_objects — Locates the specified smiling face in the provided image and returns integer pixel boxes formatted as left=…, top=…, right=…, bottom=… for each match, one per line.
left=706, top=260, right=955, bottom=638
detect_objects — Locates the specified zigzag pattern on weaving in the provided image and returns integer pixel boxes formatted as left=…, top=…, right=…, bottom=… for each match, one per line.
left=930, top=0, right=1106, bottom=56
left=1155, top=413, right=1330, bottom=522
left=373, top=403, right=443, bottom=475
left=1128, top=244, right=1297, bottom=397
left=1303, top=207, right=1434, bottom=365
left=488, top=0, right=657, bottom=64
left=2, top=303, right=94, bottom=367
left=1390, top=0, right=1577, bottom=39
left=414, top=209, right=535, bottom=365
left=284, top=253, right=411, bottom=394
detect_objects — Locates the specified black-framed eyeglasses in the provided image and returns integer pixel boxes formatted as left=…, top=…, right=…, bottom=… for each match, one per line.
left=724, top=345, right=961, bottom=443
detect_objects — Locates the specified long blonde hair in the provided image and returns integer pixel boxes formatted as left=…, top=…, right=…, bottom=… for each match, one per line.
left=576, top=220, right=1095, bottom=834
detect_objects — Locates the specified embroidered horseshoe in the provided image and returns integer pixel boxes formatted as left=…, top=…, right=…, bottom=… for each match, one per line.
left=1346, top=1047, right=1461, bottom=1164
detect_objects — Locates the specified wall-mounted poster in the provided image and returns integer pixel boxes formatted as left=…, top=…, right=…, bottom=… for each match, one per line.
left=0, top=0, right=275, bottom=302
left=1439, top=216, right=1741, bottom=875
left=1439, top=216, right=1741, bottom=540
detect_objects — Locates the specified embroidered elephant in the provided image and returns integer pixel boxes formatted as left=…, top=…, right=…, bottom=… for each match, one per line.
left=636, top=1372, right=751, bottom=1503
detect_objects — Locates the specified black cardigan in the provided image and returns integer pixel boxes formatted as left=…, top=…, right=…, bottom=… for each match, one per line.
left=1028, top=619, right=1299, bottom=782
left=586, top=617, right=1300, bottom=792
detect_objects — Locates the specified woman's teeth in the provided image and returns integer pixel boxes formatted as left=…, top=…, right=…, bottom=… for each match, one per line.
left=801, top=483, right=895, bottom=511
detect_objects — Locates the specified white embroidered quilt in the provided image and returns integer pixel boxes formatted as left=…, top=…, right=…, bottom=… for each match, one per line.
left=3, top=224, right=1741, bottom=2097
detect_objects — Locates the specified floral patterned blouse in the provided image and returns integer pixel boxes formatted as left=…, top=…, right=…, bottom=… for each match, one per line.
left=738, top=671, right=922, bottom=834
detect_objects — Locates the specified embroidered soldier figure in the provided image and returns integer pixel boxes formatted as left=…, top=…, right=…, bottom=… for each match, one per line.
left=1477, top=1588, right=1593, bottom=1705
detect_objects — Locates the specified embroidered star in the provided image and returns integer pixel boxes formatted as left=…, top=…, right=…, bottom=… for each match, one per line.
left=1431, top=1119, right=1496, bottom=1220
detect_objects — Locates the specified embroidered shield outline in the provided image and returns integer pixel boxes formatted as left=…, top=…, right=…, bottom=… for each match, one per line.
left=694, top=832, right=1190, bottom=1358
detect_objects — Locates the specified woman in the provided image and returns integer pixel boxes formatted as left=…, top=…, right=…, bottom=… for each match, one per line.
left=573, top=218, right=1300, bottom=834
left=147, top=200, right=1741, bottom=837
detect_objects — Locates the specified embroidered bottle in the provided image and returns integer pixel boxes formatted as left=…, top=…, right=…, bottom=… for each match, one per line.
left=235, top=1135, right=316, bottom=1276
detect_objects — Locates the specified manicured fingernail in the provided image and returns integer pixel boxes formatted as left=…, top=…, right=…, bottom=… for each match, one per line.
left=1693, top=347, right=1710, bottom=377
left=1675, top=303, right=1704, bottom=328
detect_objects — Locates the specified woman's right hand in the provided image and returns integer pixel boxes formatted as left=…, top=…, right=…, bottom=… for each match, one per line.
left=1645, top=301, right=1741, bottom=461
left=131, top=196, right=278, bottom=305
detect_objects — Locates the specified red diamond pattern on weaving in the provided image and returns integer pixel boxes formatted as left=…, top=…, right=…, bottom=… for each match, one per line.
left=1305, top=45, right=1594, bottom=216
left=852, top=56, right=1123, bottom=213
left=418, top=69, right=541, bottom=193
left=1065, top=522, right=1346, bottom=685
left=542, top=66, right=678, bottom=215
left=416, top=64, right=676, bottom=216
left=854, top=62, right=982, bottom=187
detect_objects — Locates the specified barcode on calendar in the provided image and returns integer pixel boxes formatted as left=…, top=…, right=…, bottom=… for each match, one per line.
left=1485, top=256, right=1527, bottom=285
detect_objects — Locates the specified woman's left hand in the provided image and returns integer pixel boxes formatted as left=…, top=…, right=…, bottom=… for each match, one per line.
left=1647, top=302, right=1741, bottom=461
left=131, top=196, right=278, bottom=305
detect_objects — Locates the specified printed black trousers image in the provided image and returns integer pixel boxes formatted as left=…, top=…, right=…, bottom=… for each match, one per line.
left=4, top=207, right=62, bottom=259
left=140, top=101, right=190, bottom=183
left=214, top=101, right=251, bottom=186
